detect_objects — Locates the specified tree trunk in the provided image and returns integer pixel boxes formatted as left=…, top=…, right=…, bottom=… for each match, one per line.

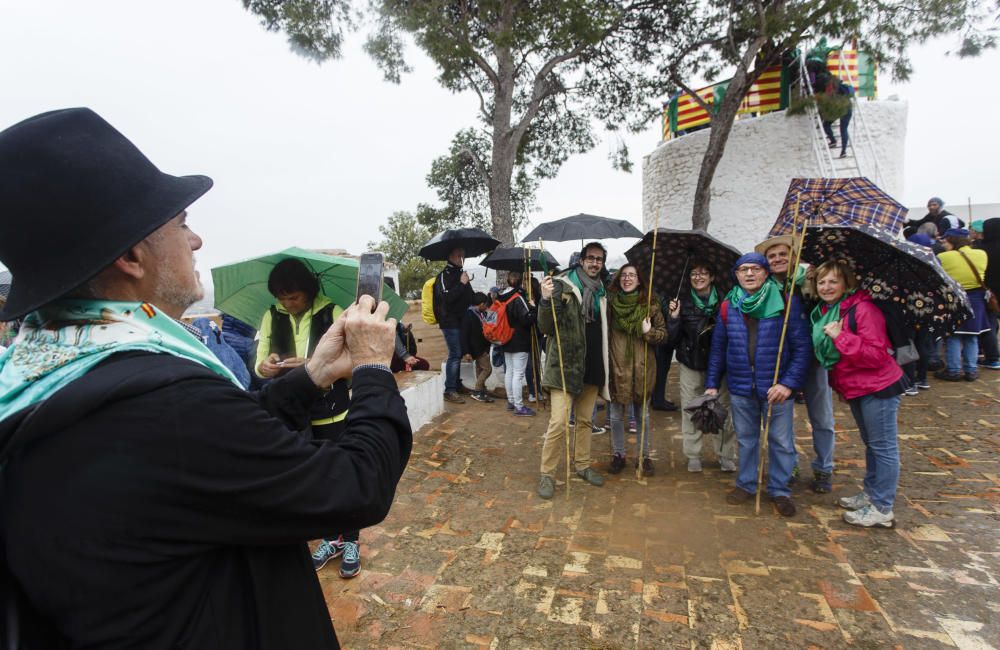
left=489, top=140, right=516, bottom=246
left=691, top=40, right=769, bottom=231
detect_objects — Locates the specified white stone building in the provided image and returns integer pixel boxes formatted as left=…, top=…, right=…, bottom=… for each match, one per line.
left=641, top=99, right=909, bottom=254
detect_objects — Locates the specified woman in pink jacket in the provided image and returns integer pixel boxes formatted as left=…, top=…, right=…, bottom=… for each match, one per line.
left=810, top=261, right=908, bottom=528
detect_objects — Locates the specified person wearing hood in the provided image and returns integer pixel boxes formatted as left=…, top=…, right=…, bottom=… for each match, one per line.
left=0, top=108, right=411, bottom=649
left=756, top=234, right=836, bottom=493
left=605, top=263, right=667, bottom=475
left=810, top=260, right=906, bottom=527
left=461, top=291, right=495, bottom=402
left=705, top=252, right=811, bottom=517
left=667, top=258, right=737, bottom=473
left=535, top=241, right=611, bottom=499
left=902, top=197, right=964, bottom=239
left=974, top=218, right=1000, bottom=370
left=936, top=228, right=990, bottom=381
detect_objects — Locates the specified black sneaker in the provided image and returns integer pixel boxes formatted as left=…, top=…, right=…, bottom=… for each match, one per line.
left=934, top=369, right=963, bottom=382
left=964, top=371, right=980, bottom=382
left=810, top=470, right=832, bottom=494
left=470, top=391, right=494, bottom=403
left=608, top=453, right=626, bottom=474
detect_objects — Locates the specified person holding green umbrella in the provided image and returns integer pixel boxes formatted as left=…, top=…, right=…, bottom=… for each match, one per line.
left=255, top=258, right=361, bottom=578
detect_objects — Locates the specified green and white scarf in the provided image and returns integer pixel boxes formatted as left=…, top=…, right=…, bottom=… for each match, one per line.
left=0, top=300, right=242, bottom=419
left=724, top=277, right=785, bottom=319
left=691, top=286, right=719, bottom=316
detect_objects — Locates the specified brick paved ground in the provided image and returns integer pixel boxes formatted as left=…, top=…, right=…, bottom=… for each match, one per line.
left=319, top=370, right=1000, bottom=649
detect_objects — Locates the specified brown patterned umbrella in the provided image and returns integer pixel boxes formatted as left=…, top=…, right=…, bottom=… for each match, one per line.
left=625, top=229, right=742, bottom=299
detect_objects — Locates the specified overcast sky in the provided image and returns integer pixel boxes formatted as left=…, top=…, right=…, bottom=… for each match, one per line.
left=2, top=0, right=998, bottom=283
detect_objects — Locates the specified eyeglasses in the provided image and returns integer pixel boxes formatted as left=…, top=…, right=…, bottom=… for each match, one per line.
left=620, top=273, right=638, bottom=280
left=690, top=271, right=710, bottom=278
left=583, top=255, right=605, bottom=264
left=736, top=266, right=765, bottom=275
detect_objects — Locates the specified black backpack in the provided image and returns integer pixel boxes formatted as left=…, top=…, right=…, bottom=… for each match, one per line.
left=842, top=303, right=919, bottom=366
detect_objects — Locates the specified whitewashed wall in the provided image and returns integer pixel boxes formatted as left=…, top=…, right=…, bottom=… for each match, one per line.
left=641, top=99, right=909, bottom=254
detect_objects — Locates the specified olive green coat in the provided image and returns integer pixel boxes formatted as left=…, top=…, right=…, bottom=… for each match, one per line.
left=536, top=272, right=610, bottom=398
left=606, top=296, right=667, bottom=404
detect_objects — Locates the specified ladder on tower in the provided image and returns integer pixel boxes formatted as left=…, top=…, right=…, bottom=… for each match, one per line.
left=796, top=48, right=884, bottom=186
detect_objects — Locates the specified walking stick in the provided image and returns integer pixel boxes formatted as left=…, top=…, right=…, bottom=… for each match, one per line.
left=755, top=199, right=806, bottom=514
left=539, top=238, right=572, bottom=495
left=525, top=248, right=545, bottom=411
left=637, top=211, right=662, bottom=480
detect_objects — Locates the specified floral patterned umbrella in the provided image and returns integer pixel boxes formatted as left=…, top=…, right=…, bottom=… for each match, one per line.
left=769, top=177, right=909, bottom=238
left=800, top=224, right=972, bottom=335
left=625, top=229, right=742, bottom=299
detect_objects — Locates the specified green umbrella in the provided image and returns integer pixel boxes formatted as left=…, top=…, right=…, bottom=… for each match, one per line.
left=211, top=247, right=409, bottom=328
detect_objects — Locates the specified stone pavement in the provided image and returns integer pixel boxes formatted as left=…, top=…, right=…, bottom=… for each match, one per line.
left=319, top=371, right=1000, bottom=649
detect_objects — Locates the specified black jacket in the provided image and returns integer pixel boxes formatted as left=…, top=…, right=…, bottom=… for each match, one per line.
left=902, top=209, right=963, bottom=239
left=460, top=307, right=491, bottom=358
left=434, top=264, right=473, bottom=329
left=667, top=294, right=719, bottom=371
left=498, top=287, right=536, bottom=354
left=978, top=218, right=1000, bottom=293
left=0, top=352, right=412, bottom=650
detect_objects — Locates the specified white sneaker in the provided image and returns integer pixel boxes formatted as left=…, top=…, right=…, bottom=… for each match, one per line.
left=687, top=458, right=702, bottom=472
left=528, top=394, right=537, bottom=402
left=837, top=491, right=871, bottom=510
left=719, top=458, right=737, bottom=472
left=843, top=504, right=894, bottom=528
left=904, top=386, right=919, bottom=396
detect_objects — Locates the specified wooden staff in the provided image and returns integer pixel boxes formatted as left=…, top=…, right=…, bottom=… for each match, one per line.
left=755, top=198, right=805, bottom=514
left=637, top=210, right=662, bottom=480
left=539, top=238, right=571, bottom=495
left=524, top=247, right=545, bottom=411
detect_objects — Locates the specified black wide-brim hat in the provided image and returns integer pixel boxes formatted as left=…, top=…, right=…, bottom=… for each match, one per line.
left=0, top=108, right=213, bottom=320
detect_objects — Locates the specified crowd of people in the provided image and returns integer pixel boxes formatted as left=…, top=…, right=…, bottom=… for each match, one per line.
left=429, top=197, right=999, bottom=529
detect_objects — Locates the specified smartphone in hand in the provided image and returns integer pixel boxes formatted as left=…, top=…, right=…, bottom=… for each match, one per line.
left=356, top=252, right=385, bottom=311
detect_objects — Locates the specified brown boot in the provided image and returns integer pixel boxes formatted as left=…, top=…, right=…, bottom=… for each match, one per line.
left=772, top=495, right=796, bottom=517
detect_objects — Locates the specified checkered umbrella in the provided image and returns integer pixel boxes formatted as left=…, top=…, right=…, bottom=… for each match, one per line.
left=800, top=224, right=972, bottom=335
left=769, top=177, right=909, bottom=238
left=625, top=229, right=742, bottom=299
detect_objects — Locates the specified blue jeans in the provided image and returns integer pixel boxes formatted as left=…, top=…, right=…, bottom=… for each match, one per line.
left=847, top=394, right=901, bottom=511
left=730, top=393, right=796, bottom=498
left=504, top=351, right=529, bottom=408
left=441, top=327, right=462, bottom=392
left=945, top=334, right=979, bottom=374
left=804, top=362, right=836, bottom=474
left=609, top=401, right=651, bottom=457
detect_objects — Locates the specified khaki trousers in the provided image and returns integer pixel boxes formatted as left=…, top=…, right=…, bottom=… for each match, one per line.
left=473, top=352, right=492, bottom=392
left=540, top=384, right=598, bottom=475
left=679, top=363, right=736, bottom=462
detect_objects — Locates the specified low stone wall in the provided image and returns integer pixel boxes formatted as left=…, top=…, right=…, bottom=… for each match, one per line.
left=395, top=370, right=443, bottom=433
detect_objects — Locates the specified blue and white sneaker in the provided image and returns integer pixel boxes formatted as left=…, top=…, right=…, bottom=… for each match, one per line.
left=978, top=360, right=1000, bottom=370
left=339, top=541, right=361, bottom=579
left=843, top=504, right=894, bottom=528
left=312, top=537, right=344, bottom=571
left=837, top=491, right=871, bottom=511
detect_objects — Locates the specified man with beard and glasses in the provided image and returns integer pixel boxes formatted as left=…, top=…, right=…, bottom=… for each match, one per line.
left=0, top=108, right=411, bottom=649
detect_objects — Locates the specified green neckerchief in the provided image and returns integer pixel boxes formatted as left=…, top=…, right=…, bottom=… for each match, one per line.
left=567, top=268, right=605, bottom=322
left=0, top=299, right=242, bottom=420
left=610, top=290, right=647, bottom=337
left=690, top=286, right=719, bottom=315
left=810, top=293, right=852, bottom=370
left=610, top=289, right=647, bottom=363
left=724, top=276, right=785, bottom=319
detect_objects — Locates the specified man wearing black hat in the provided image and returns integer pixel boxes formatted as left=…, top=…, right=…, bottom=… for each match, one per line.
left=0, top=108, right=412, bottom=649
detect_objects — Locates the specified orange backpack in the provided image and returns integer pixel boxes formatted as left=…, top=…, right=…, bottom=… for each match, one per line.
left=482, top=292, right=521, bottom=345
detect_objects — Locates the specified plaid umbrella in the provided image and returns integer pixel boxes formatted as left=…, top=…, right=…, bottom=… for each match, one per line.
left=769, top=177, right=909, bottom=238
left=625, top=229, right=742, bottom=299
left=800, top=225, right=972, bottom=335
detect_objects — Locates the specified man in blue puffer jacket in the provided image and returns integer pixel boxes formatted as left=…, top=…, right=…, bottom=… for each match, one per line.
left=704, top=252, right=812, bottom=516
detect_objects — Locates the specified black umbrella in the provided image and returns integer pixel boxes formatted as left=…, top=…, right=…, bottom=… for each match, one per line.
left=419, top=227, right=500, bottom=261
left=480, top=247, right=559, bottom=273
left=625, top=229, right=742, bottom=299
left=520, top=213, right=643, bottom=243
left=800, top=224, right=972, bottom=334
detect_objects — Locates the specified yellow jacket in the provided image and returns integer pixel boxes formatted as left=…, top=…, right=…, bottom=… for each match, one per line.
left=255, top=294, right=342, bottom=376
left=938, top=246, right=989, bottom=290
